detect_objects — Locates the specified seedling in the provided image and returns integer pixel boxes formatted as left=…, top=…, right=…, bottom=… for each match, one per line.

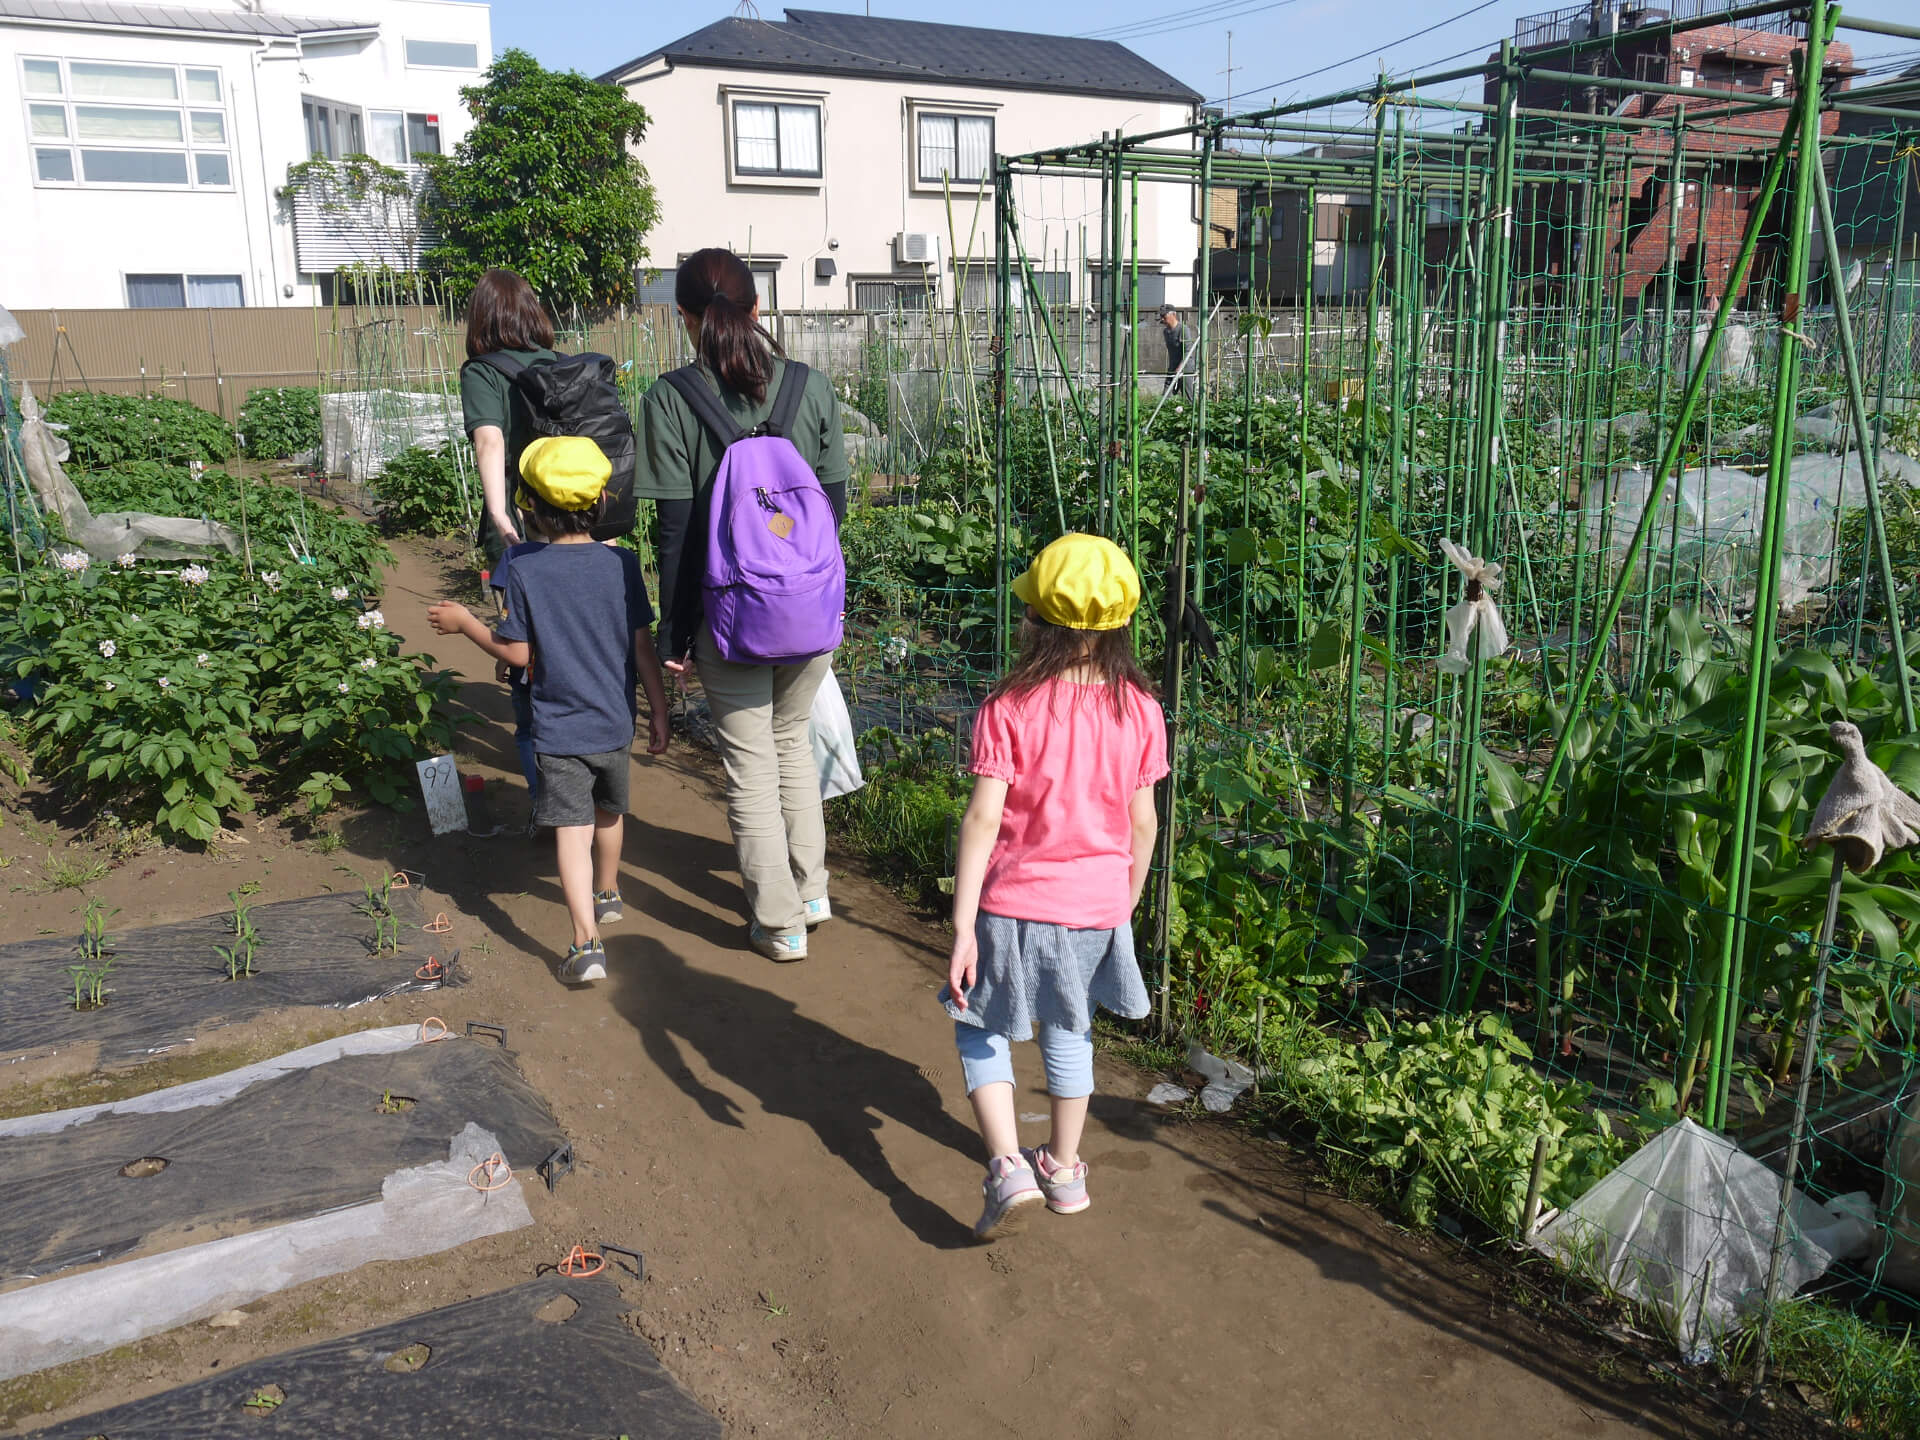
left=215, top=930, right=258, bottom=980
left=759, top=1293, right=789, bottom=1318
left=241, top=1385, right=285, bottom=1414
left=368, top=911, right=405, bottom=957
left=77, top=897, right=118, bottom=964
left=338, top=866, right=395, bottom=917
left=227, top=886, right=257, bottom=937
left=67, top=956, right=114, bottom=1010
left=375, top=1089, right=416, bottom=1115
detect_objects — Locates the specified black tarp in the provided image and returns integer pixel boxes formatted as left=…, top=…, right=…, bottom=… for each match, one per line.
left=4, top=1040, right=562, bottom=1283
left=34, top=1277, right=723, bottom=1439
left=0, top=889, right=463, bottom=1064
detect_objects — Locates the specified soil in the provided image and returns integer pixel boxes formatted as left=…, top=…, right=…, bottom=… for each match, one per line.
left=0, top=535, right=1753, bottom=1439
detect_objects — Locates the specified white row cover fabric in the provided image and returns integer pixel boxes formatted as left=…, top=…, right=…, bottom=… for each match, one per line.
left=810, top=667, right=865, bottom=800
left=0, top=1121, right=531, bottom=1381
left=1436, top=538, right=1510, bottom=674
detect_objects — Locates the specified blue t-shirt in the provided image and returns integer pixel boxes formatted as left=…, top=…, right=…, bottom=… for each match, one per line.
left=495, top=541, right=655, bottom=756
left=489, top=541, right=547, bottom=690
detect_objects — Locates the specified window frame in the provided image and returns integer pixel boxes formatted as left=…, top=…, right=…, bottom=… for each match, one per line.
left=23, top=55, right=235, bottom=193
left=403, top=39, right=481, bottom=71
left=910, top=104, right=995, bottom=191
left=365, top=108, right=443, bottom=165
left=303, top=94, right=367, bottom=161
left=722, top=86, right=825, bottom=187
left=124, top=272, right=247, bottom=309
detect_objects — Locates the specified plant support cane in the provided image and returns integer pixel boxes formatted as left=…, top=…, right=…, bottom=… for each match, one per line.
left=1753, top=720, right=1920, bottom=1388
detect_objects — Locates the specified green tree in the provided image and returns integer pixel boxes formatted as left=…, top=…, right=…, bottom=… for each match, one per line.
left=419, top=49, right=658, bottom=315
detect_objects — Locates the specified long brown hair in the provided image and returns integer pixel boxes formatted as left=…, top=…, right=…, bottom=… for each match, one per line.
left=992, top=611, right=1154, bottom=719
left=675, top=248, right=781, bottom=405
left=465, top=269, right=554, bottom=358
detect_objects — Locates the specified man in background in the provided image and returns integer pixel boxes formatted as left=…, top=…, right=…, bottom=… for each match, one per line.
left=1159, top=306, right=1190, bottom=396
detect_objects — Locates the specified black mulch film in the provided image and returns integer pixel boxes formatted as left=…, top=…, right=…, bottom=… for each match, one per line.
left=4, top=1041, right=564, bottom=1284
left=34, top=1276, right=723, bottom=1439
left=0, top=888, right=463, bottom=1064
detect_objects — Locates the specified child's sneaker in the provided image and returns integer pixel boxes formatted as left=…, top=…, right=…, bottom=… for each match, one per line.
left=973, top=1153, right=1044, bottom=1240
left=802, top=895, right=832, bottom=928
left=559, top=939, right=606, bottom=984
left=1026, top=1144, right=1090, bottom=1214
left=748, top=922, right=808, bottom=963
left=594, top=889, right=624, bottom=924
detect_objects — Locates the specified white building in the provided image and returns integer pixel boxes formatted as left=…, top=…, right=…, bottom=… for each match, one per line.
left=1, top=0, right=490, bottom=309
left=599, top=9, right=1203, bottom=313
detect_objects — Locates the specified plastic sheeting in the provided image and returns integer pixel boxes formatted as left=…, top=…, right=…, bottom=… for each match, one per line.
left=15, top=379, right=240, bottom=561
left=30, top=1277, right=721, bottom=1438
left=1530, top=1119, right=1873, bottom=1360
left=320, top=390, right=461, bottom=483
left=1883, top=1086, right=1920, bottom=1295
left=811, top=666, right=865, bottom=800
left=1585, top=450, right=1920, bottom=613
left=0, top=1121, right=532, bottom=1382
left=0, top=889, right=462, bottom=1064
left=2, top=1036, right=563, bottom=1283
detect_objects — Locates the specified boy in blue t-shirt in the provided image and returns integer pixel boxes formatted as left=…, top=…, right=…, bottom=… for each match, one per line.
left=429, top=437, right=670, bottom=984
left=489, top=540, right=547, bottom=819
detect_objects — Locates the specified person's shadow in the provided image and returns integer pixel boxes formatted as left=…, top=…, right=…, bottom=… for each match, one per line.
left=607, top=936, right=981, bottom=1249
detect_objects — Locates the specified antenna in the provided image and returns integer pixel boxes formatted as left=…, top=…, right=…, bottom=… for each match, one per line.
left=733, top=0, right=761, bottom=17
left=1219, top=31, right=1243, bottom=116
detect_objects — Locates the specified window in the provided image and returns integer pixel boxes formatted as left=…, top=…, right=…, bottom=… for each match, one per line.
left=1769, top=77, right=1786, bottom=97
left=915, top=111, right=992, bottom=185
left=303, top=96, right=364, bottom=159
left=24, top=57, right=232, bottom=190
left=1094, top=268, right=1166, bottom=311
left=750, top=266, right=778, bottom=311
left=635, top=266, right=678, bottom=305
left=731, top=99, right=821, bottom=179
left=367, top=109, right=441, bottom=164
left=854, top=279, right=934, bottom=311
left=126, top=273, right=244, bottom=308
left=405, top=39, right=479, bottom=69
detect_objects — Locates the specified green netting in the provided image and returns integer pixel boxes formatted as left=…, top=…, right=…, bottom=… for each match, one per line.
left=827, top=0, right=1920, bottom=1396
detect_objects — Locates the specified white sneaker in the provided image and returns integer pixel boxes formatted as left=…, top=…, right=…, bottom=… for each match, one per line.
left=803, top=896, right=832, bottom=928
left=748, top=922, right=808, bottom=963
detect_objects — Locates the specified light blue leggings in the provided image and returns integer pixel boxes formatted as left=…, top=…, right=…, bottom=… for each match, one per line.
left=954, top=1021, right=1095, bottom=1100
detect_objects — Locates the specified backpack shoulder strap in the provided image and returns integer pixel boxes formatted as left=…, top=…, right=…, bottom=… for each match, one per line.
left=764, top=361, right=810, bottom=440
left=661, top=366, right=746, bottom=449
left=470, top=350, right=528, bottom=380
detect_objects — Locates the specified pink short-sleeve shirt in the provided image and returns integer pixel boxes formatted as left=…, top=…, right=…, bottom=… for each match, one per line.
left=969, top=678, right=1170, bottom=930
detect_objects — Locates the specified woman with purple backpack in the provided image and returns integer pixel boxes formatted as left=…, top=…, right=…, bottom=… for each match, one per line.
left=638, top=248, right=851, bottom=963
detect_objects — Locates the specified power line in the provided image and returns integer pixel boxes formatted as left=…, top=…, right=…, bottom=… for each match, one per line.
left=1212, top=0, right=1502, bottom=106
left=1085, top=0, right=1304, bottom=45
left=1079, top=0, right=1273, bottom=41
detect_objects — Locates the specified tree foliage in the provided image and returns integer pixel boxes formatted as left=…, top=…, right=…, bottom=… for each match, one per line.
left=419, top=49, right=658, bottom=316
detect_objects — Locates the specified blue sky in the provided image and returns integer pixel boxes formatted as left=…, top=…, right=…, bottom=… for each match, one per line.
left=487, top=1, right=1917, bottom=111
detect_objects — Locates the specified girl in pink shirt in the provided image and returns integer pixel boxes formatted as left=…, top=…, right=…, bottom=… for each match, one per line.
left=944, top=534, right=1168, bottom=1240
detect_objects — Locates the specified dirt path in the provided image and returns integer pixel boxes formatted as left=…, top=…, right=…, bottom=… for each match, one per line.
left=1, top=537, right=1719, bottom=1439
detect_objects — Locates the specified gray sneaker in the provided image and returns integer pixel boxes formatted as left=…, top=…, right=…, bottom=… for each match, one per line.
left=594, top=889, right=624, bottom=924
left=560, top=940, right=606, bottom=984
left=748, top=922, right=808, bottom=962
left=973, top=1154, right=1044, bottom=1240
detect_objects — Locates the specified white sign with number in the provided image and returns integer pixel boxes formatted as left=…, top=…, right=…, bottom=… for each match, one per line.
left=416, top=755, right=469, bottom=836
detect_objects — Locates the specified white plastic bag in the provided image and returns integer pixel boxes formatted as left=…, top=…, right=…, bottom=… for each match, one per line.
left=1436, top=538, right=1510, bottom=674
left=810, top=667, right=865, bottom=800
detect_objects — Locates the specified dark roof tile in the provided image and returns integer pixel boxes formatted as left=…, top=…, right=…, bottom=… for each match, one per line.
left=600, top=8, right=1200, bottom=104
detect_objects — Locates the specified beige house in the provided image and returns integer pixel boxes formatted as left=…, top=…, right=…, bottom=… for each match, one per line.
left=599, top=9, right=1202, bottom=313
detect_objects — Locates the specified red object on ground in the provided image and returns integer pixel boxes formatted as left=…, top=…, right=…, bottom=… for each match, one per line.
left=464, top=775, right=485, bottom=794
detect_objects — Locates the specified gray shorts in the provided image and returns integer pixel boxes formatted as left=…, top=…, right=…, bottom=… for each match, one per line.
left=532, top=748, right=629, bottom=828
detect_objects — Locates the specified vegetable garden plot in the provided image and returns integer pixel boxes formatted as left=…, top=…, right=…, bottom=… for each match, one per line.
left=0, top=888, right=461, bottom=1065
left=0, top=1032, right=562, bottom=1285
left=30, top=1276, right=721, bottom=1439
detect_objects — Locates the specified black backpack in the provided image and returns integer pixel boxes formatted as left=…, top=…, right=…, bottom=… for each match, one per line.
left=468, top=350, right=637, bottom=542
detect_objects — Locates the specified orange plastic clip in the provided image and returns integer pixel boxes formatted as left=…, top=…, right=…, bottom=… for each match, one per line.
left=419, top=1016, right=449, bottom=1043
left=423, top=913, right=453, bottom=935
left=467, top=1153, right=512, bottom=1192
left=389, top=872, right=411, bottom=889
left=559, top=1244, right=606, bottom=1278
left=415, top=956, right=446, bottom=981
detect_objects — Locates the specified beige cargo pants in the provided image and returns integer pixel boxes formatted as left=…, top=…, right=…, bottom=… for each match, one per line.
left=695, top=627, right=833, bottom=937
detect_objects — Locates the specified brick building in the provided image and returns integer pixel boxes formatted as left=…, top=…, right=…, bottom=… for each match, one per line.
left=1499, top=4, right=1856, bottom=308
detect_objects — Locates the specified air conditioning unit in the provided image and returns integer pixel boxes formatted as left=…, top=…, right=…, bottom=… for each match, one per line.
left=895, top=232, right=935, bottom=265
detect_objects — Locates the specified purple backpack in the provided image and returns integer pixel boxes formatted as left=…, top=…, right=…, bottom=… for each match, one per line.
left=662, top=361, right=845, bottom=666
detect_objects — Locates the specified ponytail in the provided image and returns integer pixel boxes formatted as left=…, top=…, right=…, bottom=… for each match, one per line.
left=675, top=248, right=780, bottom=405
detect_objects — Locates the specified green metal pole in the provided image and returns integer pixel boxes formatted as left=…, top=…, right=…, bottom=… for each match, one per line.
left=1707, top=10, right=1833, bottom=1131
left=1382, top=113, right=1411, bottom=773
left=1297, top=182, right=1317, bottom=646
left=1641, top=108, right=1688, bottom=690
left=1457, top=93, right=1805, bottom=1014
left=1340, top=102, right=1391, bottom=830
left=1811, top=158, right=1915, bottom=730
left=1008, top=212, right=1099, bottom=453
left=995, top=165, right=1015, bottom=669
left=1129, top=172, right=1143, bottom=601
